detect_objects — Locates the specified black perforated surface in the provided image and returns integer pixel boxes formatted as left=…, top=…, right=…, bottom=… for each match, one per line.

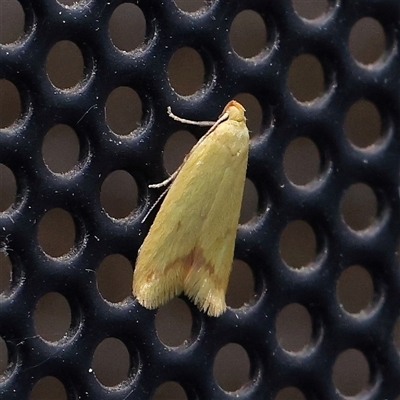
left=1, top=0, right=400, bottom=399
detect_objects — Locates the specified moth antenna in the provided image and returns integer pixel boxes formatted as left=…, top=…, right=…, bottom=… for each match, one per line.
left=141, top=186, right=171, bottom=223
left=149, top=169, right=179, bottom=188
left=167, top=106, right=215, bottom=126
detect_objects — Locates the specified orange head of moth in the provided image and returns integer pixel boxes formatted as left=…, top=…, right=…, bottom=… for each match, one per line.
left=221, top=100, right=246, bottom=123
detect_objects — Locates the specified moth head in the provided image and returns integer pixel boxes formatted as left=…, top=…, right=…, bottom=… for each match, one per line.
left=221, top=100, right=246, bottom=123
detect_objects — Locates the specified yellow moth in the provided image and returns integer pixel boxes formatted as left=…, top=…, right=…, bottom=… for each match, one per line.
left=133, top=100, right=249, bottom=317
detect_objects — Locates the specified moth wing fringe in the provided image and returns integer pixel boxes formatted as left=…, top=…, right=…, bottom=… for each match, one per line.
left=133, top=264, right=184, bottom=310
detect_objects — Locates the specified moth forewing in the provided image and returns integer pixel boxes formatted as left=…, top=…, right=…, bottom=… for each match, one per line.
left=133, top=100, right=249, bottom=317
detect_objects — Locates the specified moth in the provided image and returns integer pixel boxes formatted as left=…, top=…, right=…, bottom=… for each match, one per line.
left=133, top=100, right=249, bottom=317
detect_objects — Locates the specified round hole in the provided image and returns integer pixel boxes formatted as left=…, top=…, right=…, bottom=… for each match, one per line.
left=230, top=10, right=267, bottom=59
left=46, top=41, right=85, bottom=89
left=97, top=254, right=132, bottom=303
left=37, top=208, right=76, bottom=258
left=349, top=17, right=386, bottom=66
left=332, top=349, right=370, bottom=396
left=100, top=170, right=138, bottom=219
left=226, top=260, right=255, bottom=309
left=92, top=337, right=132, bottom=387
left=213, top=343, right=251, bottom=392
left=155, top=298, right=192, bottom=347
left=275, top=303, right=312, bottom=352
left=0, top=0, right=25, bottom=45
left=152, top=381, right=187, bottom=400
left=344, top=100, right=382, bottom=149
left=239, top=179, right=258, bottom=224
left=0, top=252, right=12, bottom=294
left=168, top=47, right=205, bottom=96
left=174, top=0, right=205, bottom=13
left=336, top=265, right=374, bottom=314
left=109, top=3, right=146, bottom=52
left=279, top=220, right=317, bottom=269
left=292, top=0, right=329, bottom=20
left=0, top=79, right=21, bottom=129
left=234, top=93, right=263, bottom=136
left=34, top=292, right=72, bottom=342
left=105, top=87, right=142, bottom=135
left=340, top=183, right=378, bottom=232
left=275, top=386, right=306, bottom=400
left=42, top=124, right=80, bottom=174
left=288, top=54, right=325, bottom=103
left=0, top=164, right=17, bottom=211
left=30, top=376, right=67, bottom=400
left=283, top=137, right=321, bottom=185
left=0, top=337, right=8, bottom=376
left=163, top=130, right=197, bottom=175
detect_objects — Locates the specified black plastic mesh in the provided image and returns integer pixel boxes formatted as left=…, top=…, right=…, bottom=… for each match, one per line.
left=1, top=0, right=400, bottom=399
